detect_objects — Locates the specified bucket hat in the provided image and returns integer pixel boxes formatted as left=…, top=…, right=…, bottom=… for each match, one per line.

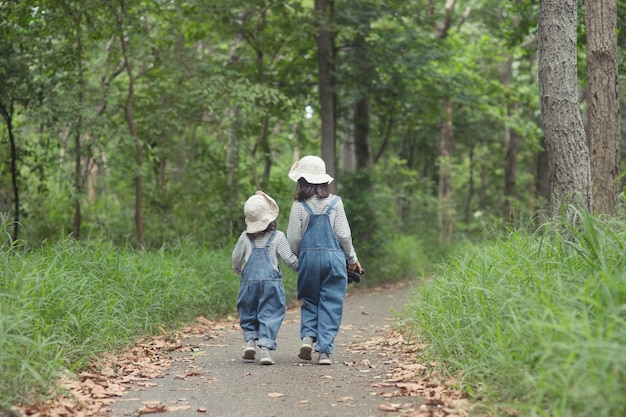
left=244, top=191, right=279, bottom=233
left=288, top=155, right=334, bottom=184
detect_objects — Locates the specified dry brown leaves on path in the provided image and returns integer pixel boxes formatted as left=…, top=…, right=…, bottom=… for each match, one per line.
left=344, top=331, right=474, bottom=416
left=12, top=315, right=473, bottom=417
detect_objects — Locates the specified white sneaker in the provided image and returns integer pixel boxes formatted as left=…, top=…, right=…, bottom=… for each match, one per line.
left=260, top=347, right=275, bottom=365
left=243, top=340, right=256, bottom=360
left=298, top=337, right=313, bottom=360
left=318, top=352, right=332, bottom=365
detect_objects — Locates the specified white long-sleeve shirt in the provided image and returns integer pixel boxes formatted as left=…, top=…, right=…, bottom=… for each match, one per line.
left=286, top=195, right=358, bottom=265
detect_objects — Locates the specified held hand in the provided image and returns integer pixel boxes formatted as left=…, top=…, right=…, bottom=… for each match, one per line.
left=347, top=262, right=364, bottom=284
left=348, top=261, right=363, bottom=274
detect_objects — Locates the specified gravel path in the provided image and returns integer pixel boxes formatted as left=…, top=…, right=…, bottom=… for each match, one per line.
left=108, top=281, right=423, bottom=417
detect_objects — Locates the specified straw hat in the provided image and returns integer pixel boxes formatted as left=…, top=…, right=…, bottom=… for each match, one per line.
left=244, top=191, right=279, bottom=233
left=288, top=155, right=334, bottom=184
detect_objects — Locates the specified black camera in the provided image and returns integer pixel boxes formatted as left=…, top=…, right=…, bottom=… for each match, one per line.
left=347, top=267, right=365, bottom=284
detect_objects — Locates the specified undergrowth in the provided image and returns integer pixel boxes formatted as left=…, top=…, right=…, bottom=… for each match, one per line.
left=407, top=209, right=626, bottom=417
left=0, top=232, right=270, bottom=413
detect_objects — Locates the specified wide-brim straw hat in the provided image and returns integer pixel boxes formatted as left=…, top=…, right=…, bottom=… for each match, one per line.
left=244, top=190, right=279, bottom=233
left=288, top=155, right=334, bottom=184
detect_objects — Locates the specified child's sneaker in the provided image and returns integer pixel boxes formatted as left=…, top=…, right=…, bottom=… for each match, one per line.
left=318, top=352, right=332, bottom=365
left=243, top=340, right=256, bottom=360
left=298, top=336, right=313, bottom=360
left=260, top=347, right=275, bottom=365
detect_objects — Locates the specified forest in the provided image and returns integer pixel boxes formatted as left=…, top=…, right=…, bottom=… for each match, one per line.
left=1, top=0, right=623, bottom=251
left=1, top=0, right=625, bottom=416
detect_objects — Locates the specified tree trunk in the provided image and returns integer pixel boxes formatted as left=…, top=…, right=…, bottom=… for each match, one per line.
left=586, top=0, right=620, bottom=215
left=0, top=101, right=20, bottom=242
left=339, top=111, right=355, bottom=172
left=351, top=16, right=373, bottom=172
left=504, top=127, right=519, bottom=225
left=224, top=30, right=245, bottom=235
left=116, top=0, right=145, bottom=249
left=438, top=98, right=453, bottom=244
left=315, top=0, right=336, bottom=180
left=463, top=140, right=475, bottom=224
left=538, top=0, right=592, bottom=219
left=353, top=95, right=372, bottom=170
left=430, top=0, right=463, bottom=244
left=73, top=20, right=84, bottom=239
left=502, top=57, right=519, bottom=226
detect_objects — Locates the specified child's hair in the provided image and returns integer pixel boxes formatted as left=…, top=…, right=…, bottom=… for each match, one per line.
left=246, top=221, right=277, bottom=238
left=294, top=178, right=330, bottom=201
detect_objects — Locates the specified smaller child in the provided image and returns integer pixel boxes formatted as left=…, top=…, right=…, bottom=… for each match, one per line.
left=232, top=190, right=298, bottom=365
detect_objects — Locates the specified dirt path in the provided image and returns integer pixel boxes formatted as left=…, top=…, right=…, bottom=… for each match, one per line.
left=16, top=281, right=471, bottom=417
left=109, top=282, right=422, bottom=417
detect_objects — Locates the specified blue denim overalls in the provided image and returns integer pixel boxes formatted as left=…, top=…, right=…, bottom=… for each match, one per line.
left=236, top=231, right=286, bottom=350
left=298, top=197, right=347, bottom=354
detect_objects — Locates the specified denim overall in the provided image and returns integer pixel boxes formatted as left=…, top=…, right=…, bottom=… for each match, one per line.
left=298, top=197, right=347, bottom=354
left=236, top=231, right=286, bottom=350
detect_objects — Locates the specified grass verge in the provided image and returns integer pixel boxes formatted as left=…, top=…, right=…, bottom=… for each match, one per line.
left=407, top=210, right=626, bottom=416
left=0, top=234, right=300, bottom=413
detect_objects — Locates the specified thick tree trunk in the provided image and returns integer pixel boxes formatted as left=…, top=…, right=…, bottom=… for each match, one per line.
left=586, top=0, right=620, bottom=215
left=0, top=101, right=20, bottom=241
left=315, top=0, right=336, bottom=180
left=538, top=0, right=592, bottom=219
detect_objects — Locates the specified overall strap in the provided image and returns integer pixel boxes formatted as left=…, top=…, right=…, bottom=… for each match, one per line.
left=301, top=197, right=340, bottom=215
left=264, top=230, right=277, bottom=248
left=324, top=196, right=340, bottom=214
left=301, top=200, right=314, bottom=215
left=246, top=235, right=257, bottom=248
left=247, top=230, right=277, bottom=248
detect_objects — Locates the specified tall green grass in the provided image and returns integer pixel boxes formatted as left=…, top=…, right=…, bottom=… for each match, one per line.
left=408, top=210, right=626, bottom=416
left=0, top=228, right=296, bottom=413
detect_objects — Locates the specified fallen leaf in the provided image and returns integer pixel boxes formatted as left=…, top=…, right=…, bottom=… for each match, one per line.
left=168, top=405, right=192, bottom=411
left=267, top=392, right=284, bottom=398
left=379, top=403, right=401, bottom=411
left=136, top=403, right=167, bottom=414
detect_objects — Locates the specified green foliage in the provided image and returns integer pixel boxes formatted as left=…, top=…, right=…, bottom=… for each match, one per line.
left=337, top=158, right=449, bottom=285
left=407, top=210, right=626, bottom=416
left=0, top=0, right=620, bottom=257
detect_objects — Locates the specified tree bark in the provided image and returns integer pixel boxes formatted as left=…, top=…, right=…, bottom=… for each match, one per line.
left=438, top=98, right=453, bottom=244
left=538, top=0, right=593, bottom=219
left=463, top=140, right=475, bottom=224
left=586, top=0, right=620, bottom=215
left=430, top=0, right=462, bottom=244
left=315, top=0, right=336, bottom=180
left=353, top=95, right=372, bottom=170
left=116, top=0, right=145, bottom=249
left=502, top=57, right=519, bottom=226
left=73, top=16, right=84, bottom=239
left=0, top=101, right=20, bottom=242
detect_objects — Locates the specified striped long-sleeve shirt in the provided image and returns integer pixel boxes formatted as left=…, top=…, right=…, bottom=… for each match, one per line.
left=231, top=230, right=299, bottom=275
left=286, top=194, right=358, bottom=265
